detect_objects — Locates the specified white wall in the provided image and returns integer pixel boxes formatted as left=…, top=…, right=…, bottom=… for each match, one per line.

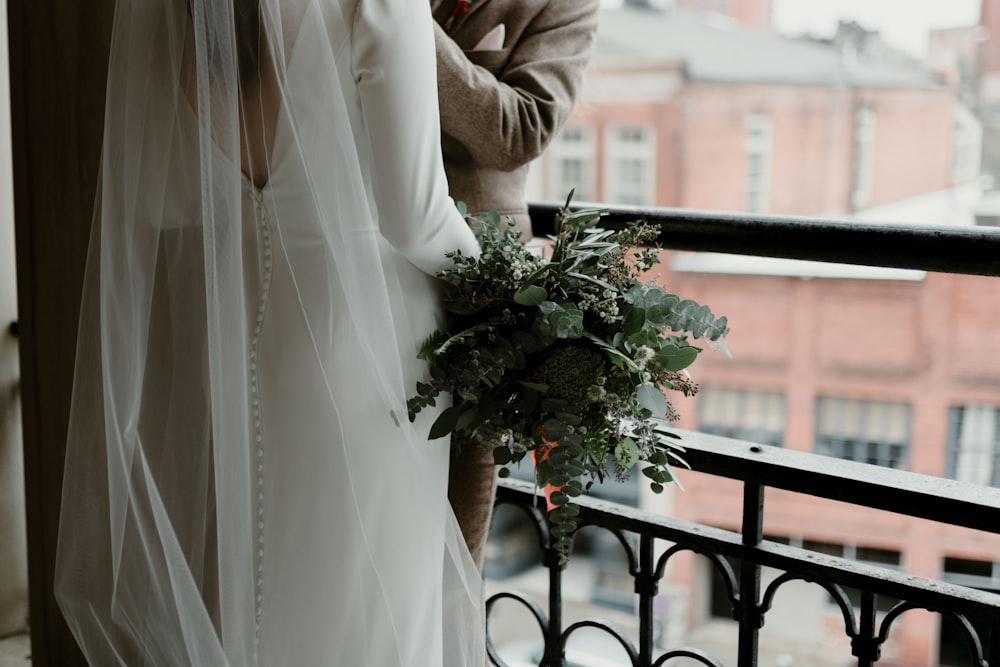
left=0, top=0, right=29, bottom=638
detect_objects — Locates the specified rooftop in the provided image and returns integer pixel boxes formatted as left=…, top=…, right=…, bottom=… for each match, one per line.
left=596, top=6, right=945, bottom=88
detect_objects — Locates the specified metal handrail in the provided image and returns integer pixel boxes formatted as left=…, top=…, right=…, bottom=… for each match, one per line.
left=528, top=201, right=1000, bottom=277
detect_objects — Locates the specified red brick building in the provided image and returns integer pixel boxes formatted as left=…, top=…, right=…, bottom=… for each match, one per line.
left=936, top=0, right=1000, bottom=184
left=661, top=264, right=1000, bottom=665
left=531, top=7, right=975, bottom=215
left=524, top=5, right=998, bottom=664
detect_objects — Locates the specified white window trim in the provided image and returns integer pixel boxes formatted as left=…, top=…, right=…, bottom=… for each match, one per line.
left=603, top=124, right=657, bottom=206
left=546, top=125, right=596, bottom=203
left=851, top=108, right=876, bottom=210
left=744, top=113, right=772, bottom=213
left=951, top=104, right=983, bottom=184
left=948, top=404, right=999, bottom=486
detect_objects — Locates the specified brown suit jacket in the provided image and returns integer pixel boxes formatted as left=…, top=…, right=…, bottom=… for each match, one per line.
left=432, top=0, right=600, bottom=238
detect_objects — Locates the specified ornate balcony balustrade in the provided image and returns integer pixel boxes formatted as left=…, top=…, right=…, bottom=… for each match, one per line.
left=488, top=433, right=1000, bottom=667
left=483, top=203, right=1000, bottom=667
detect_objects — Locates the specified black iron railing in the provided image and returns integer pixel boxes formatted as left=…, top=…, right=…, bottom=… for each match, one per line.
left=482, top=204, right=1000, bottom=667
left=488, top=433, right=1000, bottom=667
left=528, top=202, right=1000, bottom=278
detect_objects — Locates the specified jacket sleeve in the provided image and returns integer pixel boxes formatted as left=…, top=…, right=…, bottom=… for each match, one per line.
left=353, top=0, right=481, bottom=275
left=433, top=0, right=600, bottom=171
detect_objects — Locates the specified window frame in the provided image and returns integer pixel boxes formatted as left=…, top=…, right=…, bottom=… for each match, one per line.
left=815, top=396, right=911, bottom=470
left=945, top=404, right=1000, bottom=486
left=546, top=125, right=596, bottom=203
left=744, top=112, right=772, bottom=213
left=603, top=124, right=657, bottom=206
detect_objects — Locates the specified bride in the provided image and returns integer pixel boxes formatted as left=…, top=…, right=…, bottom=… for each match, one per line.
left=54, top=0, right=485, bottom=664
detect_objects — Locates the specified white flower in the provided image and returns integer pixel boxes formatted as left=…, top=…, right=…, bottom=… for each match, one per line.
left=633, top=345, right=655, bottom=369
left=587, top=385, right=607, bottom=402
left=615, top=415, right=642, bottom=438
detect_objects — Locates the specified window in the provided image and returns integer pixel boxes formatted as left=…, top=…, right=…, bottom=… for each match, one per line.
left=709, top=538, right=901, bottom=619
left=850, top=107, right=876, bottom=210
left=829, top=543, right=901, bottom=614
left=698, top=387, right=785, bottom=447
left=942, top=556, right=998, bottom=588
left=800, top=540, right=902, bottom=613
left=744, top=113, right=771, bottom=213
left=939, top=557, right=997, bottom=666
left=946, top=405, right=1000, bottom=486
left=591, top=531, right=635, bottom=612
left=604, top=125, right=655, bottom=206
left=547, top=126, right=595, bottom=202
left=815, top=396, right=910, bottom=469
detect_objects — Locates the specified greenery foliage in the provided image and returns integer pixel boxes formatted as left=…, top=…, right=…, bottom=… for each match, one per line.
left=408, top=194, right=729, bottom=562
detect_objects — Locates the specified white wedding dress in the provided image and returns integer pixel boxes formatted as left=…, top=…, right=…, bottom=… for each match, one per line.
left=54, top=1, right=485, bottom=665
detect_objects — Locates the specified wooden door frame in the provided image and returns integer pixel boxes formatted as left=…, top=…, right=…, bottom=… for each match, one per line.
left=8, top=3, right=113, bottom=664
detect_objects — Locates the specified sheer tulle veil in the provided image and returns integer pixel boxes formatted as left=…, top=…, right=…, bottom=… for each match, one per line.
left=54, top=0, right=485, bottom=664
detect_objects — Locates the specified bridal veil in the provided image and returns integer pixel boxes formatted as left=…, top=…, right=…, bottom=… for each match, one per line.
left=54, top=0, right=485, bottom=664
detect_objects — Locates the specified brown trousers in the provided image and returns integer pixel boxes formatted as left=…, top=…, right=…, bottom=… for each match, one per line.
left=447, top=435, right=498, bottom=572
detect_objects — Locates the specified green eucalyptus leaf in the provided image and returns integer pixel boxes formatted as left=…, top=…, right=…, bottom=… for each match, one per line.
left=646, top=303, right=672, bottom=325
left=514, top=284, right=548, bottom=306
left=534, top=460, right=552, bottom=486
left=555, top=412, right=582, bottom=426
left=556, top=502, right=581, bottom=517
left=656, top=344, right=700, bottom=372
left=614, top=437, right=640, bottom=470
left=637, top=384, right=668, bottom=419
left=428, top=405, right=461, bottom=439
left=664, top=299, right=728, bottom=340
left=493, top=447, right=513, bottom=465
left=642, top=466, right=673, bottom=484
left=549, top=491, right=569, bottom=507
left=538, top=302, right=584, bottom=339
left=648, top=450, right=669, bottom=466
left=541, top=418, right=567, bottom=440
left=623, top=307, right=646, bottom=336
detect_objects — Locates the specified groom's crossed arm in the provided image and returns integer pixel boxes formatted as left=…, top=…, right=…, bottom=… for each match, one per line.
left=432, top=0, right=600, bottom=171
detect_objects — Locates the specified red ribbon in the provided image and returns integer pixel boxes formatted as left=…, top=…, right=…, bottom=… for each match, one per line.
left=531, top=431, right=562, bottom=512
left=444, top=0, right=471, bottom=29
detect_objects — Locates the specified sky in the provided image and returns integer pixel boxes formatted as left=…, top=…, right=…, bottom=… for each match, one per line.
left=771, top=0, right=982, bottom=57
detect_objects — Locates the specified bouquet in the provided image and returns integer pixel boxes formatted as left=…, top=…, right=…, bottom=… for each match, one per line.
left=408, top=194, right=729, bottom=561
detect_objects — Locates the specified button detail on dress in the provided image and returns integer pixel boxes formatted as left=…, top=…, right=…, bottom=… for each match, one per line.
left=248, top=185, right=274, bottom=642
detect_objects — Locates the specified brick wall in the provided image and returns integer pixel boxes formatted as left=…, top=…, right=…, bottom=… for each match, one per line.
left=659, top=265, right=1000, bottom=664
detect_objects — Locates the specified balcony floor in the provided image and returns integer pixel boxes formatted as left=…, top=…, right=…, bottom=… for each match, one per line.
left=0, top=634, right=28, bottom=667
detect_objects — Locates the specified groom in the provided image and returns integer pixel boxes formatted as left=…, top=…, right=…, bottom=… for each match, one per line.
left=431, top=0, right=601, bottom=570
